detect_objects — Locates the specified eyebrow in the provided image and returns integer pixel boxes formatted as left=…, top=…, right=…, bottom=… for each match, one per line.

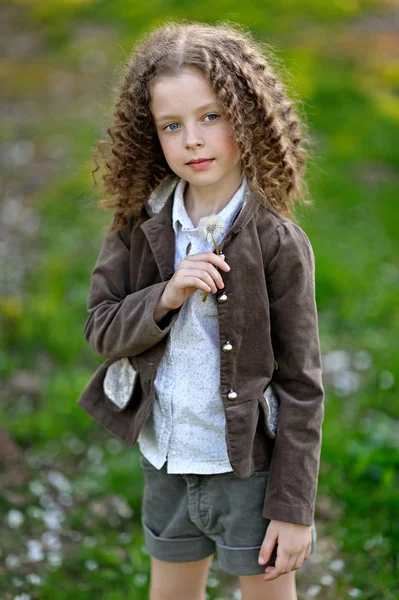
left=154, top=102, right=219, bottom=123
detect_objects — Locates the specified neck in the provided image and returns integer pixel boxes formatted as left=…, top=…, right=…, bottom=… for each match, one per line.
left=184, top=170, right=244, bottom=228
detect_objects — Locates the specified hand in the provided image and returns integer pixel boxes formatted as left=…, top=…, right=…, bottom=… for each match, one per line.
left=160, top=251, right=231, bottom=311
left=258, top=520, right=312, bottom=581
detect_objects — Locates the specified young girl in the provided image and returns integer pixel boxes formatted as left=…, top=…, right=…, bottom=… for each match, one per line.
left=79, top=20, right=325, bottom=600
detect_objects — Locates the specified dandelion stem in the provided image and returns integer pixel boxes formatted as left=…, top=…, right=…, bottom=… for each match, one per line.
left=202, top=234, right=220, bottom=302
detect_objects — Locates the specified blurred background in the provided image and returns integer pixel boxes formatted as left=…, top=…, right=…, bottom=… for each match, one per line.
left=0, top=1, right=398, bottom=599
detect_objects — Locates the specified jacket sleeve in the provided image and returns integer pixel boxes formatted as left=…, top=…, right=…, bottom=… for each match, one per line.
left=263, top=221, right=325, bottom=526
left=83, top=224, right=181, bottom=359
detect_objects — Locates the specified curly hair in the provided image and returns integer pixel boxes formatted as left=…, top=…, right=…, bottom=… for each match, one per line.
left=92, top=19, right=316, bottom=235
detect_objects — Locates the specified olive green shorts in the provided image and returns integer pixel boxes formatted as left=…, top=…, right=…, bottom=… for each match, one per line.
left=139, top=453, right=317, bottom=576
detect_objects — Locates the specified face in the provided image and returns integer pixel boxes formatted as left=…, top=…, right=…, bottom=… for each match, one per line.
left=149, top=66, right=242, bottom=187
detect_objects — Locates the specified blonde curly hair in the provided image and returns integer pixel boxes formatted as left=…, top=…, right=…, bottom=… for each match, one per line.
left=92, top=19, right=316, bottom=234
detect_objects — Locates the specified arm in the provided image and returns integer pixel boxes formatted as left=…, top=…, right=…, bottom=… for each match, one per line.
left=263, top=222, right=325, bottom=526
left=83, top=224, right=181, bottom=359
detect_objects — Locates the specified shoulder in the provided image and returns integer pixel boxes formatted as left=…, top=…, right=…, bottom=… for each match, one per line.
left=254, top=204, right=315, bottom=268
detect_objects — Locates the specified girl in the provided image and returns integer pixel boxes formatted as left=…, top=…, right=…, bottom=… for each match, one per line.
left=79, top=20, right=324, bottom=600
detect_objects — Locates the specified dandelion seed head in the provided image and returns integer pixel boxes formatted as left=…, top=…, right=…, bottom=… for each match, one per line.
left=197, top=214, right=225, bottom=242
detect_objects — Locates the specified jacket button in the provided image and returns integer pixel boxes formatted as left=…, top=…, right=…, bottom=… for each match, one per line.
left=217, top=292, right=228, bottom=303
left=222, top=342, right=233, bottom=352
left=227, top=389, right=238, bottom=400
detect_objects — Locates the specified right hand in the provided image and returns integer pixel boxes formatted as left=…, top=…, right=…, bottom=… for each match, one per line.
left=161, top=252, right=231, bottom=311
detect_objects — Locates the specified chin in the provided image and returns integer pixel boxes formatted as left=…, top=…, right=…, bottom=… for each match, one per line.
left=187, top=175, right=222, bottom=187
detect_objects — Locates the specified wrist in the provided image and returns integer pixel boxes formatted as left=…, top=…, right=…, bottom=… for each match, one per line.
left=153, top=293, right=171, bottom=323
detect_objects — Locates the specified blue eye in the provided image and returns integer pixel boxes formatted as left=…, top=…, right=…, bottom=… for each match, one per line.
left=162, top=113, right=219, bottom=131
left=163, top=122, right=180, bottom=132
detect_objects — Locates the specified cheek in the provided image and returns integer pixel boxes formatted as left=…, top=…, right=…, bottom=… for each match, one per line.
left=218, top=124, right=240, bottom=160
left=158, top=135, right=176, bottom=162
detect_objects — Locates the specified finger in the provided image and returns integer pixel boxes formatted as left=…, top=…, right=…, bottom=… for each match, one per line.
left=181, top=262, right=225, bottom=290
left=183, top=269, right=218, bottom=294
left=287, top=552, right=301, bottom=573
left=186, top=252, right=231, bottom=272
left=258, top=530, right=278, bottom=567
left=264, top=547, right=287, bottom=580
left=177, top=269, right=216, bottom=294
left=185, top=254, right=229, bottom=272
left=292, top=549, right=306, bottom=571
left=263, top=566, right=282, bottom=581
left=174, top=270, right=213, bottom=293
left=183, top=276, right=213, bottom=293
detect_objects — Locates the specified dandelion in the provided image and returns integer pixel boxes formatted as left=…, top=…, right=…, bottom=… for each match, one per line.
left=197, top=214, right=225, bottom=302
left=197, top=214, right=225, bottom=244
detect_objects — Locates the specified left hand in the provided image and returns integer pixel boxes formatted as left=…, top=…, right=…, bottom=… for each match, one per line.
left=258, top=520, right=312, bottom=581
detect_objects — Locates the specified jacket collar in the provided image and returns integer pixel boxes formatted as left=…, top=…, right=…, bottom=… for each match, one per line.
left=140, top=174, right=262, bottom=282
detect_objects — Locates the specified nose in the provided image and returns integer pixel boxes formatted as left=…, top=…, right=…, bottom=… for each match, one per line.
left=184, top=123, right=204, bottom=149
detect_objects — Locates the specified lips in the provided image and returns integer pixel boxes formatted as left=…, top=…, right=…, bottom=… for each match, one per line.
left=187, top=158, right=214, bottom=164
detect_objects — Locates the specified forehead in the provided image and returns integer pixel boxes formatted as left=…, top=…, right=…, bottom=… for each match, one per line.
left=150, top=67, right=218, bottom=116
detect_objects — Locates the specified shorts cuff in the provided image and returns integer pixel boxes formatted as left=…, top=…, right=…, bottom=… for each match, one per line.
left=216, top=526, right=317, bottom=577
left=216, top=543, right=266, bottom=576
left=141, top=518, right=216, bottom=563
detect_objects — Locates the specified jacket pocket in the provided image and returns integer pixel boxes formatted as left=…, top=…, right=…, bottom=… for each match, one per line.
left=103, top=356, right=140, bottom=412
left=258, top=383, right=280, bottom=439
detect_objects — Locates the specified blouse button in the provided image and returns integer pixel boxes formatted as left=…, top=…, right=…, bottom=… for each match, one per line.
left=222, top=342, right=233, bottom=352
left=217, top=292, right=228, bottom=303
left=227, top=390, right=238, bottom=401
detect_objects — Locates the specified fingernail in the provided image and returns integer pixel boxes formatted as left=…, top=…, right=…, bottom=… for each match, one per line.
left=258, top=557, right=265, bottom=565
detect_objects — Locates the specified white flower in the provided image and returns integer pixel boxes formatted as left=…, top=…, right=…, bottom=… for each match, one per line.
left=329, top=558, right=345, bottom=572
left=26, top=540, right=45, bottom=562
left=85, top=560, right=99, bottom=571
left=197, top=214, right=225, bottom=244
left=6, top=509, right=24, bottom=529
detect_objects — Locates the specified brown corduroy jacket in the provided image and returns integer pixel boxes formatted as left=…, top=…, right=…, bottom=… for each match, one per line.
left=77, top=174, right=325, bottom=527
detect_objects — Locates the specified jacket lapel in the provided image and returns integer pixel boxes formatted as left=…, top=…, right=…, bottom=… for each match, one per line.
left=140, top=182, right=177, bottom=282
left=218, top=183, right=262, bottom=254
